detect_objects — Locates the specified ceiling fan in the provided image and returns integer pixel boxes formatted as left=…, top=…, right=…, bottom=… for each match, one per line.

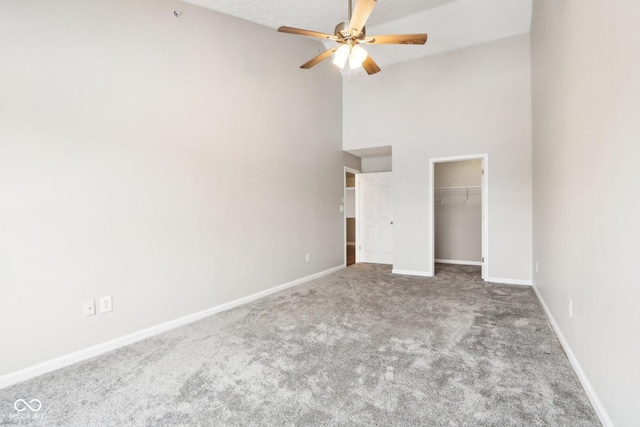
left=277, top=0, right=428, bottom=75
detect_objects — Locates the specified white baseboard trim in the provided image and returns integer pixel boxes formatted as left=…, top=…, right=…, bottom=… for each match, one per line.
left=0, top=264, right=345, bottom=390
left=532, top=286, right=613, bottom=427
left=392, top=269, right=433, bottom=277
left=486, top=277, right=532, bottom=286
left=435, top=259, right=483, bottom=266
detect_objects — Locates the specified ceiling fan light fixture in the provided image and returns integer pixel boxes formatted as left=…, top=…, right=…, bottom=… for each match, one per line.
left=278, top=0, right=427, bottom=76
left=348, top=45, right=368, bottom=69
left=332, top=44, right=350, bottom=68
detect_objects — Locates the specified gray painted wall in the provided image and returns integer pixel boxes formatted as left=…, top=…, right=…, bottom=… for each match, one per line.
left=531, top=1, right=640, bottom=425
left=344, top=35, right=532, bottom=281
left=361, top=155, right=392, bottom=173
left=434, top=160, right=482, bottom=188
left=0, top=0, right=343, bottom=375
left=343, top=152, right=362, bottom=171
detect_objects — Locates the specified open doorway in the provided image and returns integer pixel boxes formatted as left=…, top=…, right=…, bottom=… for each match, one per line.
left=429, top=154, right=488, bottom=280
left=343, top=146, right=392, bottom=267
left=344, top=168, right=359, bottom=266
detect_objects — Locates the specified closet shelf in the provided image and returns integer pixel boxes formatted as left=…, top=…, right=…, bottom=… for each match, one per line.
left=434, top=185, right=481, bottom=204
left=434, top=186, right=481, bottom=191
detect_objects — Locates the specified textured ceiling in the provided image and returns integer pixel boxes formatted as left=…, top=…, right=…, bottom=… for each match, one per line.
left=182, top=0, right=459, bottom=32
left=181, top=0, right=532, bottom=71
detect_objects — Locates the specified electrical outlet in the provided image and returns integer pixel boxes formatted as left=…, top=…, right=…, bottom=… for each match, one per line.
left=568, top=299, right=573, bottom=318
left=305, top=253, right=310, bottom=263
left=100, top=296, right=113, bottom=313
left=83, top=300, right=96, bottom=317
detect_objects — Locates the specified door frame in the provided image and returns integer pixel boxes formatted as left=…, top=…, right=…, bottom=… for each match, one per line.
left=428, top=154, right=489, bottom=280
left=344, top=166, right=360, bottom=266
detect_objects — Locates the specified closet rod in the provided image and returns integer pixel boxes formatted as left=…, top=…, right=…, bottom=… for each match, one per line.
left=434, top=186, right=481, bottom=191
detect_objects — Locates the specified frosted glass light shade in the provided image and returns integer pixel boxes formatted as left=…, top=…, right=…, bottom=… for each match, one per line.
left=349, top=45, right=368, bottom=70
left=332, top=45, right=350, bottom=68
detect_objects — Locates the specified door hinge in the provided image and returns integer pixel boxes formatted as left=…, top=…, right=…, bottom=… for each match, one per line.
left=482, top=257, right=484, bottom=262
left=482, top=169, right=484, bottom=175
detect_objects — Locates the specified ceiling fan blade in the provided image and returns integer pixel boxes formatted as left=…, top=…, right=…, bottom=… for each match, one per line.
left=349, top=0, right=377, bottom=37
left=364, top=34, right=428, bottom=45
left=300, top=46, right=340, bottom=69
left=278, top=26, right=337, bottom=40
left=361, top=55, right=381, bottom=75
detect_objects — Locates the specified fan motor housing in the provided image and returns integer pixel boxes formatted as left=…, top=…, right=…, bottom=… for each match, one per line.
left=335, top=21, right=365, bottom=40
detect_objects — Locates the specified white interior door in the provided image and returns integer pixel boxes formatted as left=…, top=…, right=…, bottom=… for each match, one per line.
left=359, top=172, right=393, bottom=264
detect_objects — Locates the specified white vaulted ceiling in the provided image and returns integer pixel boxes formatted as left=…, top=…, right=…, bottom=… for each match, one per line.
left=182, top=0, right=532, bottom=70
left=183, top=0, right=459, bottom=31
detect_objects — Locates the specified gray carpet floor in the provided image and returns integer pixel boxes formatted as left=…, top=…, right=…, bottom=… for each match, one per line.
left=1, top=263, right=599, bottom=426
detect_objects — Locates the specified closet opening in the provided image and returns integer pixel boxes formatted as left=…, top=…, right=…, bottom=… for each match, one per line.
left=429, top=154, right=488, bottom=280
